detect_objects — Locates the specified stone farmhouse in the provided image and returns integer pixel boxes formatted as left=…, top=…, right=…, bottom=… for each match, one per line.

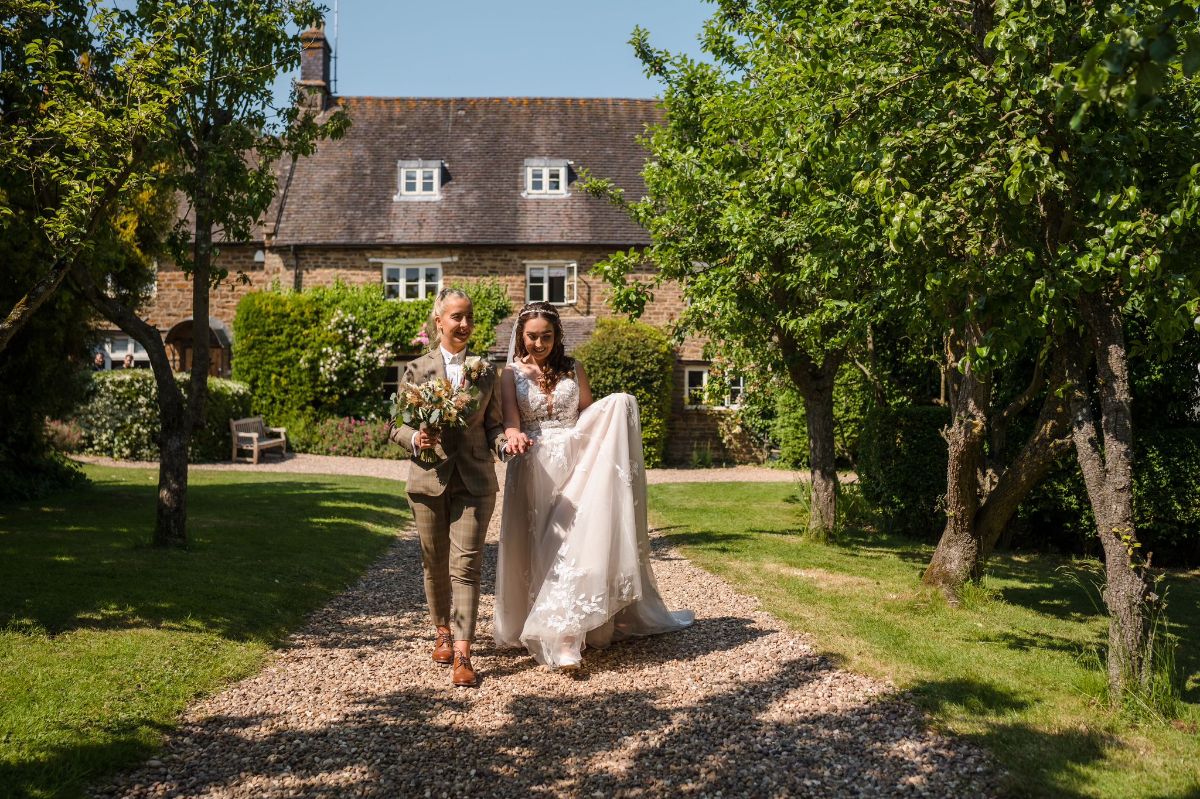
left=102, top=28, right=753, bottom=464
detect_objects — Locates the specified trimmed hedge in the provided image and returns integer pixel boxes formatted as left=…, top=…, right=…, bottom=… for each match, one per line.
left=773, top=388, right=810, bottom=468
left=1019, top=428, right=1200, bottom=566
left=575, top=318, right=675, bottom=468
left=771, top=365, right=872, bottom=469
left=76, top=371, right=252, bottom=462
left=232, top=286, right=426, bottom=424
left=232, top=281, right=512, bottom=453
left=857, top=404, right=950, bottom=540
left=456, top=279, right=513, bottom=352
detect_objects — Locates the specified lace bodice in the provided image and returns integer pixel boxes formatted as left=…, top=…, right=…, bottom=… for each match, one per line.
left=513, top=365, right=580, bottom=434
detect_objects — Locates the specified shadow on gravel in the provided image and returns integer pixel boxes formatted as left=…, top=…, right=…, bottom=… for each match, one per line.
left=92, top=657, right=999, bottom=799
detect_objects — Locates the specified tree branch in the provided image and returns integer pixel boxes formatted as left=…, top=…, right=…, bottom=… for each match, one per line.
left=0, top=141, right=144, bottom=355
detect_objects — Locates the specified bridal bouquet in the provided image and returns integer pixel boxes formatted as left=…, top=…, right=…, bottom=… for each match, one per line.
left=390, top=377, right=480, bottom=463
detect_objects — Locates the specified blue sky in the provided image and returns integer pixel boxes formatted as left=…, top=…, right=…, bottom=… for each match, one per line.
left=288, top=0, right=713, bottom=98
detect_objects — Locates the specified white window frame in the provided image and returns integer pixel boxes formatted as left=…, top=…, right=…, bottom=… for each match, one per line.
left=723, top=375, right=745, bottom=409
left=525, top=261, right=577, bottom=305
left=394, top=159, right=443, bottom=201
left=372, top=257, right=456, bottom=301
left=103, top=333, right=148, bottom=367
left=685, top=368, right=743, bottom=408
left=685, top=367, right=709, bottom=408
left=525, top=165, right=567, bottom=196
left=522, top=158, right=571, bottom=198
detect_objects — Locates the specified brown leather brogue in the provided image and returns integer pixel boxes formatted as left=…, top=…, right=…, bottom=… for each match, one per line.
left=451, top=651, right=478, bottom=687
left=432, top=628, right=454, bottom=665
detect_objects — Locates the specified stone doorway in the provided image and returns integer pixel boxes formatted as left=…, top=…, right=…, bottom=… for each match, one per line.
left=165, top=317, right=232, bottom=376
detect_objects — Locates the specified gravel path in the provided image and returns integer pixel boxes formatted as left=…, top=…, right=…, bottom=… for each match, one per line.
left=73, top=453, right=841, bottom=485
left=90, top=464, right=997, bottom=799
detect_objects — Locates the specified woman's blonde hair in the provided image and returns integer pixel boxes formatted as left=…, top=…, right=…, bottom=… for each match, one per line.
left=432, top=286, right=471, bottom=318
left=429, top=287, right=473, bottom=340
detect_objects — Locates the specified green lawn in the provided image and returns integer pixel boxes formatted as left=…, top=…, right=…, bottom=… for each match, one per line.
left=0, top=466, right=409, bottom=799
left=648, top=482, right=1200, bottom=799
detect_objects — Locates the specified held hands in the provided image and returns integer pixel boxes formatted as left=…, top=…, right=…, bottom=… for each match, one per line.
left=504, top=427, right=533, bottom=456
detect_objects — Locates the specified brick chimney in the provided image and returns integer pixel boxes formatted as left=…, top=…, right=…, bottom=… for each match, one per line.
left=298, top=26, right=332, bottom=110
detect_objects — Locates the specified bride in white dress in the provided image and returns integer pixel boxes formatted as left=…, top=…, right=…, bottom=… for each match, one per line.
left=492, top=302, right=693, bottom=670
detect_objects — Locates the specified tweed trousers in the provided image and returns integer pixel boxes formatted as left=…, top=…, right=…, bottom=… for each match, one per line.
left=409, top=467, right=496, bottom=642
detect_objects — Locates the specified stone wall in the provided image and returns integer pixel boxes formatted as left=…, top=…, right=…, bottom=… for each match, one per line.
left=140, top=242, right=761, bottom=463
left=664, top=360, right=764, bottom=466
left=142, top=245, right=265, bottom=330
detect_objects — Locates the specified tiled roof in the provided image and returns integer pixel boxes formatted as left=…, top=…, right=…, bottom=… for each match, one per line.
left=488, top=315, right=598, bottom=362
left=270, top=97, right=661, bottom=246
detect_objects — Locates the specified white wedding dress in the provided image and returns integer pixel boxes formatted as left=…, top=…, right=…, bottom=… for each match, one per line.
left=492, top=367, right=694, bottom=668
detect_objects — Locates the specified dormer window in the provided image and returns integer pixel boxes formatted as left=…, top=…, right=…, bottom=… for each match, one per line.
left=395, top=159, right=443, bottom=200
left=524, top=158, right=570, bottom=197
left=403, top=168, right=437, bottom=194
left=527, top=166, right=564, bottom=194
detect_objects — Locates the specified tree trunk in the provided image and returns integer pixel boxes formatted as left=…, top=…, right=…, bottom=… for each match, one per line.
left=775, top=331, right=843, bottom=539
left=975, top=385, right=1071, bottom=566
left=923, top=329, right=989, bottom=597
left=148, top=339, right=189, bottom=549
left=188, top=189, right=213, bottom=429
left=924, top=335, right=1073, bottom=595
left=804, top=377, right=838, bottom=538
left=71, top=262, right=190, bottom=547
left=1066, top=292, right=1149, bottom=698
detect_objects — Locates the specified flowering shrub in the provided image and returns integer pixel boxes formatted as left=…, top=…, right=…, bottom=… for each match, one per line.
left=233, top=280, right=511, bottom=451
left=76, top=371, right=161, bottom=460
left=305, top=309, right=392, bottom=419
left=233, top=285, right=429, bottom=424
left=44, top=418, right=85, bottom=453
left=287, top=416, right=405, bottom=460
left=75, top=371, right=253, bottom=462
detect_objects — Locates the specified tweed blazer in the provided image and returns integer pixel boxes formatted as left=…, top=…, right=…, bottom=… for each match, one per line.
left=388, top=349, right=506, bottom=497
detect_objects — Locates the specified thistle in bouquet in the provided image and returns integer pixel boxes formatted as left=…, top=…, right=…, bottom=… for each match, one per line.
left=390, top=377, right=480, bottom=463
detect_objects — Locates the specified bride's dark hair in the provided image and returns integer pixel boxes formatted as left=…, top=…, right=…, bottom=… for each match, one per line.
left=514, top=302, right=574, bottom=387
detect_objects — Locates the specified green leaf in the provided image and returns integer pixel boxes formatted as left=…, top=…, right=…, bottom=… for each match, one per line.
left=1183, top=35, right=1200, bottom=76
left=1069, top=102, right=1089, bottom=131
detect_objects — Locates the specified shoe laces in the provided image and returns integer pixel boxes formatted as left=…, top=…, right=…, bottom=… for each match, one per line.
left=435, top=630, right=453, bottom=647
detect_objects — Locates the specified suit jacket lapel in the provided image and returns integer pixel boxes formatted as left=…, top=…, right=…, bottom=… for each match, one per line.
left=423, top=349, right=446, bottom=382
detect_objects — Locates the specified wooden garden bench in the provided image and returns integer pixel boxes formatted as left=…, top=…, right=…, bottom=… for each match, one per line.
left=229, top=416, right=287, bottom=464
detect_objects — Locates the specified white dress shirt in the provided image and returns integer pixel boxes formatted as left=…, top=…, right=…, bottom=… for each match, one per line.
left=441, top=345, right=466, bottom=389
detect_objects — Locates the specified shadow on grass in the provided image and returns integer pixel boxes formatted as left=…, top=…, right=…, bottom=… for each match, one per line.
left=909, top=678, right=1111, bottom=799
left=1160, top=572, right=1200, bottom=705
left=0, top=718, right=174, bottom=799
left=978, top=629, right=1104, bottom=656
left=0, top=474, right=410, bottom=643
left=651, top=518, right=1200, bottom=796
left=649, top=528, right=753, bottom=555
